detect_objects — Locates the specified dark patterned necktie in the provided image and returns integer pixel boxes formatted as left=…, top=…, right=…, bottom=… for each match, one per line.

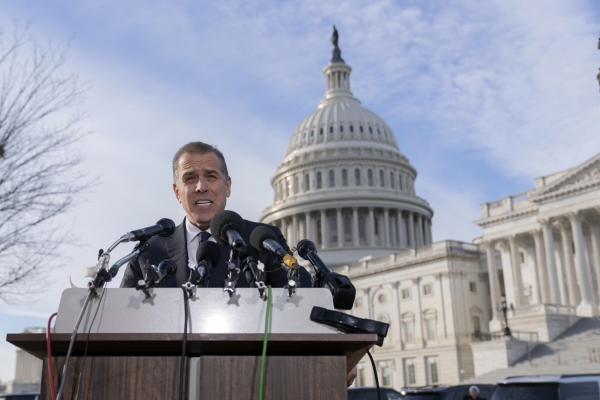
left=199, top=231, right=211, bottom=243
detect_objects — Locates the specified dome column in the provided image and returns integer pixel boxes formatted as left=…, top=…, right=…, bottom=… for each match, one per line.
left=282, top=218, right=288, bottom=242
left=407, top=212, right=415, bottom=248
left=352, top=207, right=360, bottom=247
left=320, top=210, right=328, bottom=249
left=368, top=208, right=376, bottom=247
left=292, top=214, right=298, bottom=248
left=416, top=214, right=423, bottom=247
left=383, top=208, right=391, bottom=247
left=306, top=212, right=313, bottom=243
left=336, top=208, right=343, bottom=248
left=397, top=210, right=405, bottom=248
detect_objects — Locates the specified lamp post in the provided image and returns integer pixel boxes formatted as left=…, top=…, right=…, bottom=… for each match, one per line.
left=499, top=295, right=512, bottom=337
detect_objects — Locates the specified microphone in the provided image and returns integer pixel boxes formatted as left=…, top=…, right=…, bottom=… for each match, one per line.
left=121, top=218, right=176, bottom=242
left=136, top=259, right=177, bottom=298
left=249, top=226, right=299, bottom=270
left=239, top=246, right=263, bottom=285
left=210, top=211, right=246, bottom=251
left=195, top=241, right=221, bottom=286
left=297, top=239, right=356, bottom=310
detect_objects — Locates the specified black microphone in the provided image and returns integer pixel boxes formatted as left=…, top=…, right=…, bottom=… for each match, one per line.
left=195, top=241, right=221, bottom=286
left=210, top=210, right=246, bottom=251
left=297, top=239, right=356, bottom=310
left=121, top=218, right=176, bottom=242
left=240, top=246, right=262, bottom=286
left=136, top=259, right=177, bottom=298
left=249, top=226, right=300, bottom=271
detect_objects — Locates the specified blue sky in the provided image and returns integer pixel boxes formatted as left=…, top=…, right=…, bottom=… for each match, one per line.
left=1, top=0, right=599, bottom=381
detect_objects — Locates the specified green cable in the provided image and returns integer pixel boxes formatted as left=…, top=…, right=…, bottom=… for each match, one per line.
left=258, top=285, right=272, bottom=400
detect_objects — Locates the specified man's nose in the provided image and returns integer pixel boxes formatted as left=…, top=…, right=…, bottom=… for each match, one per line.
left=195, top=179, right=208, bottom=193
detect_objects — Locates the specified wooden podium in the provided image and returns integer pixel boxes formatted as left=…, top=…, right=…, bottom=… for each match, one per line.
left=7, top=288, right=376, bottom=399
left=8, top=330, right=376, bottom=399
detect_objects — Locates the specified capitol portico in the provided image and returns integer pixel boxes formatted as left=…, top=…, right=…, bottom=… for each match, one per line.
left=260, top=30, right=433, bottom=267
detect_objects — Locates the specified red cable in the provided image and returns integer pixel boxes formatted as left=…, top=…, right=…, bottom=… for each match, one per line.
left=46, top=312, right=58, bottom=400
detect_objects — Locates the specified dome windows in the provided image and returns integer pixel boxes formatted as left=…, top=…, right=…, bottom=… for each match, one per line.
left=390, top=172, right=394, bottom=189
left=339, top=125, right=343, bottom=133
left=377, top=128, right=381, bottom=135
left=342, top=169, right=348, bottom=186
left=368, top=169, right=373, bottom=186
left=398, top=173, right=403, bottom=191
left=329, top=126, right=333, bottom=134
left=355, top=169, right=361, bottom=186
left=329, top=170, right=335, bottom=187
left=319, top=128, right=323, bottom=135
left=350, top=125, right=354, bottom=133
left=305, top=174, right=310, bottom=191
left=379, top=170, right=385, bottom=187
left=317, top=172, right=322, bottom=189
left=310, top=130, right=314, bottom=137
left=359, top=125, right=364, bottom=133
left=369, top=126, right=373, bottom=134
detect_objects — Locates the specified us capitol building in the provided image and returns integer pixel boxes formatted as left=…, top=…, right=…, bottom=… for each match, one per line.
left=260, top=31, right=600, bottom=388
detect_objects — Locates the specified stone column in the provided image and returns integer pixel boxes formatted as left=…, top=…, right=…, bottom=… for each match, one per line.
left=484, top=241, right=502, bottom=321
left=555, top=220, right=579, bottom=306
left=336, top=208, right=343, bottom=248
left=540, top=218, right=561, bottom=305
left=397, top=210, right=405, bottom=248
left=383, top=208, right=390, bottom=247
left=508, top=235, right=525, bottom=307
left=320, top=210, right=328, bottom=249
left=407, top=212, right=415, bottom=248
left=525, top=231, right=542, bottom=305
left=590, top=222, right=600, bottom=306
left=498, top=241, right=516, bottom=307
left=531, top=229, right=550, bottom=303
left=416, top=214, right=423, bottom=247
left=306, top=212, right=313, bottom=241
left=426, top=219, right=432, bottom=244
left=368, top=207, right=376, bottom=246
left=352, top=207, right=360, bottom=247
left=292, top=214, right=298, bottom=247
left=568, top=212, right=597, bottom=316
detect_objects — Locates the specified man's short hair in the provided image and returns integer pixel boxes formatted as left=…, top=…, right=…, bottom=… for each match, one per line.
left=172, top=142, right=229, bottom=182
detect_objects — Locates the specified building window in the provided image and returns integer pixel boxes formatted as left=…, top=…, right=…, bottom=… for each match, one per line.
left=399, top=174, right=403, bottom=190
left=369, top=126, right=373, bottom=134
left=329, top=126, right=333, bottom=134
left=360, top=125, right=364, bottom=133
left=350, top=125, right=354, bottom=132
left=425, top=318, right=436, bottom=340
left=319, top=127, right=323, bottom=135
left=342, top=169, right=348, bottom=186
left=293, top=176, right=299, bottom=194
left=390, top=172, right=394, bottom=189
left=357, top=366, right=366, bottom=387
left=378, top=294, right=386, bottom=304
left=368, top=169, right=373, bottom=186
left=379, top=170, right=384, bottom=187
left=317, top=218, right=322, bottom=245
left=317, top=172, right=322, bottom=189
left=519, top=251, right=525, bottom=264
left=374, top=217, right=379, bottom=235
left=401, top=288, right=411, bottom=300
left=344, top=217, right=351, bottom=243
left=305, top=174, right=310, bottom=191
left=310, top=130, right=314, bottom=137
left=403, top=320, right=414, bottom=342
left=355, top=169, right=361, bottom=186
left=469, top=282, right=477, bottom=293
left=359, top=217, right=366, bottom=243
left=423, top=284, right=432, bottom=296
left=404, top=359, right=416, bottom=385
left=329, top=170, right=335, bottom=188
left=340, top=125, right=344, bottom=133
left=330, top=217, right=338, bottom=244
left=378, top=362, right=392, bottom=387
left=426, top=356, right=439, bottom=384
left=285, top=179, right=290, bottom=197
left=472, top=316, right=481, bottom=335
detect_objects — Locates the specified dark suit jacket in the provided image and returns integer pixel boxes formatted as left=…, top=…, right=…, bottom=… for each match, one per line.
left=119, top=218, right=312, bottom=289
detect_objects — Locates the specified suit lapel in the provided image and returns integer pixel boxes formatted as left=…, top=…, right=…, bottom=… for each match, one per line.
left=166, top=220, right=189, bottom=287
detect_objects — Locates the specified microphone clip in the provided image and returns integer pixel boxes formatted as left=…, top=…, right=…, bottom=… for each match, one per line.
left=223, top=250, right=240, bottom=297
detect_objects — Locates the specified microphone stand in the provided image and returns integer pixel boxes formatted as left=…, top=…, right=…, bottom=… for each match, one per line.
left=223, top=249, right=241, bottom=296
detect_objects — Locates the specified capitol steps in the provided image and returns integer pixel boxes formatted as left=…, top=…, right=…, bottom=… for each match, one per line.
left=464, top=317, right=600, bottom=384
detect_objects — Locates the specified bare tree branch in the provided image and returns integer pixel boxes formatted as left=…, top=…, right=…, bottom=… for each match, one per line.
left=0, top=22, right=90, bottom=303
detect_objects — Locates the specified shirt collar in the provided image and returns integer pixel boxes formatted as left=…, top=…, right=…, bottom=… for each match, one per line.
left=185, top=218, right=210, bottom=245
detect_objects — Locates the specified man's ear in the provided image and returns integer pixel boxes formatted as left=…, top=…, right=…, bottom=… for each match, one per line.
left=225, top=176, right=232, bottom=198
left=172, top=183, right=181, bottom=203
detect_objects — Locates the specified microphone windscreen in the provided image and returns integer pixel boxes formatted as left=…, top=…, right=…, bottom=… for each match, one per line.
left=210, top=210, right=246, bottom=246
left=249, top=226, right=277, bottom=253
left=157, top=259, right=177, bottom=279
left=156, top=218, right=176, bottom=237
left=296, top=239, right=317, bottom=259
left=239, top=244, right=259, bottom=260
left=196, top=241, right=222, bottom=266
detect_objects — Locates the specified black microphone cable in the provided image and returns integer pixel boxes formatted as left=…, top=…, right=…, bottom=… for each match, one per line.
left=179, top=287, right=189, bottom=400
left=74, top=282, right=108, bottom=400
left=367, top=350, right=382, bottom=400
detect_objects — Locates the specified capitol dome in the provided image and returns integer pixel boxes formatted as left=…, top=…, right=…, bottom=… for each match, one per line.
left=260, top=29, right=433, bottom=267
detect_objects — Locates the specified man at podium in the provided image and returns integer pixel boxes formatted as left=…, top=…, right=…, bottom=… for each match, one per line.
left=119, top=141, right=312, bottom=289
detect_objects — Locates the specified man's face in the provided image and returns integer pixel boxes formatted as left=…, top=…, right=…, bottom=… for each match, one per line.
left=172, top=152, right=231, bottom=230
left=470, top=389, right=479, bottom=398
